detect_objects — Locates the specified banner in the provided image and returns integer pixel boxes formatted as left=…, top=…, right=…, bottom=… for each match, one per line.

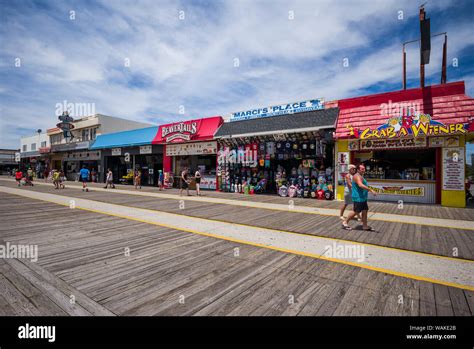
left=442, top=147, right=464, bottom=191
left=360, top=137, right=426, bottom=150
left=368, top=185, right=425, bottom=196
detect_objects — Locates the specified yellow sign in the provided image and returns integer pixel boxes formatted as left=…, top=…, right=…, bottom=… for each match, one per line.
left=369, top=185, right=425, bottom=196
left=360, top=122, right=466, bottom=139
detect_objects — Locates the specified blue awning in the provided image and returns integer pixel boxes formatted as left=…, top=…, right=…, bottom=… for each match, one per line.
left=90, top=126, right=158, bottom=149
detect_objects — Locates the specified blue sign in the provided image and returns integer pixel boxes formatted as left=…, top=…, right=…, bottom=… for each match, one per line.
left=230, top=99, right=324, bottom=122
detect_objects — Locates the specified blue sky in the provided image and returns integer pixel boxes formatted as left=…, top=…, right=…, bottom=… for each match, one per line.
left=1, top=0, right=474, bottom=155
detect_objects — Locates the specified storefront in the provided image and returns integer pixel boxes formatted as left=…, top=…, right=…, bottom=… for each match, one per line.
left=91, top=126, right=162, bottom=185
left=215, top=101, right=338, bottom=198
left=51, top=141, right=99, bottom=181
left=335, top=81, right=474, bottom=207
left=152, top=117, right=223, bottom=189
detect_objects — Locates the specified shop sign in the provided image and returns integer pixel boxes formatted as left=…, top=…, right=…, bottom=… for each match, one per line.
left=337, top=152, right=350, bottom=185
left=75, top=141, right=90, bottom=150
left=56, top=111, right=75, bottom=139
left=360, top=137, right=427, bottom=150
left=161, top=121, right=197, bottom=142
left=15, top=152, right=21, bottom=162
left=230, top=99, right=324, bottom=122
left=368, top=185, right=425, bottom=196
left=166, top=141, right=217, bottom=156
left=429, top=136, right=460, bottom=148
left=356, top=114, right=470, bottom=139
left=442, top=147, right=464, bottom=191
left=111, top=148, right=122, bottom=156
left=140, top=145, right=152, bottom=154
left=39, top=147, right=51, bottom=154
left=348, top=140, right=359, bottom=151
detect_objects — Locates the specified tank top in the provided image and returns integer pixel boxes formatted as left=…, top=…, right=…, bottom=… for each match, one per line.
left=352, top=175, right=368, bottom=202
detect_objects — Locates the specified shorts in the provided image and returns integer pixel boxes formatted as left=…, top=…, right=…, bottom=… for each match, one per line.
left=81, top=177, right=88, bottom=183
left=195, top=178, right=201, bottom=184
left=181, top=181, right=188, bottom=189
left=353, top=201, right=369, bottom=213
left=344, top=189, right=352, bottom=204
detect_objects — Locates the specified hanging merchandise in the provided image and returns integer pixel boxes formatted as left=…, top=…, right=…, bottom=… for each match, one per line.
left=267, top=142, right=279, bottom=155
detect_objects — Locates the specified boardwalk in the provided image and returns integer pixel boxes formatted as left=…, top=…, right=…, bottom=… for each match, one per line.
left=0, top=178, right=473, bottom=316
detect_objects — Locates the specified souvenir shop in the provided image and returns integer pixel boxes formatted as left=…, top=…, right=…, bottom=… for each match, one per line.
left=335, top=81, right=474, bottom=207
left=215, top=103, right=339, bottom=199
left=152, top=116, right=223, bottom=190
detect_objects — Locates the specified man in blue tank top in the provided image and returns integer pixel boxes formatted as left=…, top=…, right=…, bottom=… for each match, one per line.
left=342, top=164, right=376, bottom=231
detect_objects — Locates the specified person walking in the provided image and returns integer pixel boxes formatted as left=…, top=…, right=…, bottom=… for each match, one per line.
left=104, top=168, right=115, bottom=189
left=59, top=170, right=66, bottom=189
left=91, top=168, right=97, bottom=183
left=15, top=169, right=23, bottom=186
left=134, top=168, right=142, bottom=189
left=342, top=164, right=376, bottom=231
left=339, top=164, right=361, bottom=221
left=194, top=169, right=202, bottom=196
left=179, top=168, right=190, bottom=196
left=79, top=165, right=90, bottom=192
left=158, top=170, right=164, bottom=191
left=52, top=169, right=60, bottom=189
left=44, top=167, right=50, bottom=183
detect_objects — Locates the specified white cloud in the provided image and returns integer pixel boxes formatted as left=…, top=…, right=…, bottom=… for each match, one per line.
left=0, top=0, right=472, bottom=148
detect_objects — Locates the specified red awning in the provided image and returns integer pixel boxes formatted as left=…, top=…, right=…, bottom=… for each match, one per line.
left=153, top=116, right=223, bottom=144
left=335, top=81, right=474, bottom=139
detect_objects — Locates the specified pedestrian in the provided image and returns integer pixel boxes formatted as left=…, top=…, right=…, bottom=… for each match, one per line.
left=179, top=167, right=190, bottom=196
left=26, top=167, right=34, bottom=186
left=158, top=170, right=164, bottom=191
left=44, top=167, right=50, bottom=182
left=194, top=168, right=202, bottom=196
left=134, top=168, right=142, bottom=189
left=342, top=164, right=377, bottom=231
left=91, top=168, right=97, bottom=183
left=15, top=169, right=23, bottom=186
left=104, top=168, right=115, bottom=189
left=59, top=170, right=66, bottom=189
left=79, top=165, right=90, bottom=192
left=52, top=169, right=60, bottom=189
left=339, top=164, right=361, bottom=221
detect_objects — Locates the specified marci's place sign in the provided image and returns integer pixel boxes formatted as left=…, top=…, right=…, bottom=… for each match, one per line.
left=230, top=99, right=324, bottom=121
left=357, top=114, right=469, bottom=139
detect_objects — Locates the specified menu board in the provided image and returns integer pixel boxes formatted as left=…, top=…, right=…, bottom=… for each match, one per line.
left=337, top=152, right=350, bottom=185
left=442, top=147, right=464, bottom=191
left=360, top=137, right=426, bottom=150
left=166, top=141, right=217, bottom=156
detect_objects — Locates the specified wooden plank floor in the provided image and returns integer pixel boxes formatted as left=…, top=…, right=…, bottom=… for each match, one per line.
left=63, top=179, right=474, bottom=221
left=3, top=182, right=473, bottom=260
left=2, top=176, right=473, bottom=220
left=0, top=192, right=473, bottom=316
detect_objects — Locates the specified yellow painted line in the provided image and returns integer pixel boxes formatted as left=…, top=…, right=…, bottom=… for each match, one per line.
left=1, top=177, right=473, bottom=231
left=4, top=189, right=474, bottom=291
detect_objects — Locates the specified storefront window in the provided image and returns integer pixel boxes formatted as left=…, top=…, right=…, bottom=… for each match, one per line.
left=353, top=149, right=436, bottom=181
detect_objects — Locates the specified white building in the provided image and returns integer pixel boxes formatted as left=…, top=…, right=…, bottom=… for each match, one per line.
left=47, top=114, right=152, bottom=179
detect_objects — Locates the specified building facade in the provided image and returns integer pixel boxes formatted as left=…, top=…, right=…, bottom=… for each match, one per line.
left=334, top=81, right=474, bottom=208
left=47, top=114, right=151, bottom=180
